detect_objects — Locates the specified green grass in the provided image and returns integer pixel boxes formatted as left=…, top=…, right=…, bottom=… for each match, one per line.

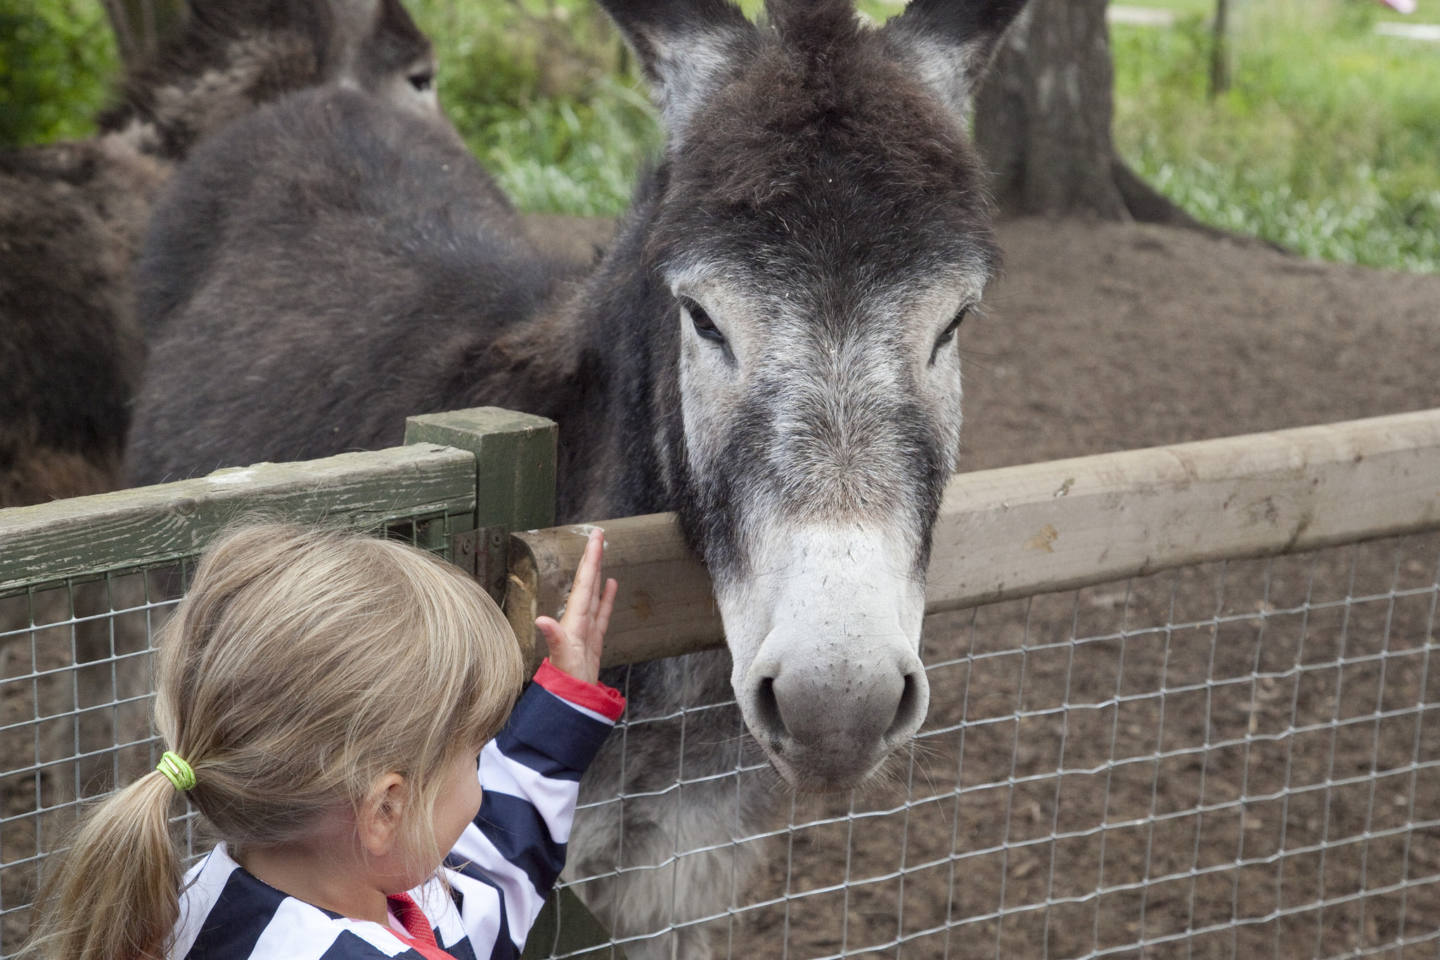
left=1112, top=0, right=1440, bottom=272
left=1120, top=0, right=1440, bottom=19
left=407, top=0, right=660, bottom=215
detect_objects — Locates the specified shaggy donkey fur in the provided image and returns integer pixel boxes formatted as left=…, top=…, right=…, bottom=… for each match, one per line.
left=127, top=0, right=1029, bottom=954
left=0, top=0, right=435, bottom=508
left=0, top=5, right=437, bottom=869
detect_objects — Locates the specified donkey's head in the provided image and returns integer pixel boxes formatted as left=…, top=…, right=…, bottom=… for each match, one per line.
left=100, top=0, right=438, bottom=157
left=601, top=0, right=1026, bottom=790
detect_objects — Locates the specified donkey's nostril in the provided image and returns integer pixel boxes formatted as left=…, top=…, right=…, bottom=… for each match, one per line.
left=885, top=670, right=924, bottom=743
left=754, top=675, right=785, bottom=749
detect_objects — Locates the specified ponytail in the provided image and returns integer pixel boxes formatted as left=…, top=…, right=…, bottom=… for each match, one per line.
left=22, top=522, right=526, bottom=960
left=21, top=770, right=183, bottom=960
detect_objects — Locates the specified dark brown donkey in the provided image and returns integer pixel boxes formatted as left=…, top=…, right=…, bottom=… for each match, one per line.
left=126, top=0, right=1029, bottom=954
left=0, top=12, right=435, bottom=938
left=0, top=0, right=437, bottom=508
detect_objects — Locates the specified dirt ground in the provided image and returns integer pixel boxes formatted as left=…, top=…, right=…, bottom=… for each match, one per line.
left=961, top=217, right=1440, bottom=472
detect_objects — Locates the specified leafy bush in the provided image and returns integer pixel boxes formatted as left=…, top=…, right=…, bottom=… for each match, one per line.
left=408, top=0, right=659, bottom=214
left=0, top=0, right=117, bottom=147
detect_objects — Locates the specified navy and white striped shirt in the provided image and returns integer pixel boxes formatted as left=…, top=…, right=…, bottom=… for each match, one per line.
left=169, top=662, right=625, bottom=960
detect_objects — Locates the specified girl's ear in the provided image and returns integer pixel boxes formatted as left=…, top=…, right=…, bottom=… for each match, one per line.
left=357, top=772, right=407, bottom=858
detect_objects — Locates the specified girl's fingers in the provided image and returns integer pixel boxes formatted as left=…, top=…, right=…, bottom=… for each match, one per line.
left=544, top=530, right=613, bottom=679
left=594, top=578, right=618, bottom=644
left=576, top=529, right=604, bottom=618
left=568, top=530, right=605, bottom=624
left=569, top=532, right=600, bottom=609
left=535, top=616, right=562, bottom=650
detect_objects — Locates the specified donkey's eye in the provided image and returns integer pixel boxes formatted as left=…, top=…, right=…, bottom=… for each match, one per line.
left=680, top=297, right=725, bottom=345
left=929, top=306, right=969, bottom=364
left=409, top=70, right=434, bottom=93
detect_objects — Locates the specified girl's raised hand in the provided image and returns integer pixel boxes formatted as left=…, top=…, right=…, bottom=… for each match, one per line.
left=535, top=528, right=618, bottom=684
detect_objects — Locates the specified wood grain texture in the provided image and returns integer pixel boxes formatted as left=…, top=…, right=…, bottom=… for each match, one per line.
left=507, top=513, right=722, bottom=670
left=929, top=407, right=1440, bottom=610
left=0, top=445, right=476, bottom=591
left=509, top=409, right=1440, bottom=665
left=404, top=407, right=557, bottom=531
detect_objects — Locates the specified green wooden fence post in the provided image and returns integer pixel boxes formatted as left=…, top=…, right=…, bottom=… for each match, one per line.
left=404, top=407, right=557, bottom=530
left=403, top=408, right=623, bottom=960
left=404, top=407, right=557, bottom=601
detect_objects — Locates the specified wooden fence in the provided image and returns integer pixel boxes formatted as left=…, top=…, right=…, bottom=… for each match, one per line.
left=510, top=408, right=1440, bottom=666
left=3, top=406, right=1439, bottom=959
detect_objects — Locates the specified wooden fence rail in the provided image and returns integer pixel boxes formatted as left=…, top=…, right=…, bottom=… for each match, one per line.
left=0, top=408, right=557, bottom=593
left=506, top=408, right=1440, bottom=666
left=4, top=408, right=1439, bottom=664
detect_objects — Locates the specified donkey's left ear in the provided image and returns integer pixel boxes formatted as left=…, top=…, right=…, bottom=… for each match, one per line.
left=882, top=0, right=1031, bottom=115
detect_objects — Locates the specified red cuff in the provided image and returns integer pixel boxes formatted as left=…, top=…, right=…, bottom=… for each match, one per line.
left=533, top=659, right=626, bottom=721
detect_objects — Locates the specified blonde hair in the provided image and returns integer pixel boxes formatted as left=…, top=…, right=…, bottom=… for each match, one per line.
left=23, top=523, right=526, bottom=960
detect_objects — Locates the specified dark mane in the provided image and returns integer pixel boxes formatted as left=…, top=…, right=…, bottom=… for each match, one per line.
left=765, top=0, right=862, bottom=58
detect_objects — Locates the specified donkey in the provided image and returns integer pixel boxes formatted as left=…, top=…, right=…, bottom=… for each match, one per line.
left=126, top=0, right=1029, bottom=954
left=0, top=9, right=437, bottom=927
left=0, top=0, right=437, bottom=509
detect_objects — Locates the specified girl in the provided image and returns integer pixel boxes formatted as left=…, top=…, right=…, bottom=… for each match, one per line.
left=22, top=522, right=623, bottom=960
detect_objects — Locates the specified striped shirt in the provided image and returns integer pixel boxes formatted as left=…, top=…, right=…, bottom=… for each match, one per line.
left=168, top=661, right=625, bottom=960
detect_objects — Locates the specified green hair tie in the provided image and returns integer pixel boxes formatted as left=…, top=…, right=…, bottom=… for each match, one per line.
left=156, top=751, right=196, bottom=791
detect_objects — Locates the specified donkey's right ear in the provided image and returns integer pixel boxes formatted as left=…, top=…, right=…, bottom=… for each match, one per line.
left=595, top=0, right=754, bottom=140
left=883, top=0, right=1031, bottom=115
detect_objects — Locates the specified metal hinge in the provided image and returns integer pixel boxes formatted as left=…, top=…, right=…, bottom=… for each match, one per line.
left=450, top=526, right=508, bottom=603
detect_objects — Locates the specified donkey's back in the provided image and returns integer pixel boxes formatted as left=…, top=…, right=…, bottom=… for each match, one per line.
left=128, top=86, right=576, bottom=484
left=0, top=0, right=441, bottom=507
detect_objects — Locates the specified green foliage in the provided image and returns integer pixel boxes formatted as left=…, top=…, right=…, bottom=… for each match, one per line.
left=7, top=0, right=1438, bottom=273
left=408, top=0, right=660, bottom=215
left=0, top=0, right=118, bottom=148
left=404, top=0, right=891, bottom=214
left=1113, top=0, right=1440, bottom=272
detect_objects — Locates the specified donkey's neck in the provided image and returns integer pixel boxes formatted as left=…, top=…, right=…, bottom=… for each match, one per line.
left=540, top=170, right=681, bottom=525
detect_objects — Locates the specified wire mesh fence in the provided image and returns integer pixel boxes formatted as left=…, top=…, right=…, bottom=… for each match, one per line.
left=1, top=509, right=1437, bottom=958
left=555, top=531, right=1440, bottom=959
left=0, top=509, right=470, bottom=954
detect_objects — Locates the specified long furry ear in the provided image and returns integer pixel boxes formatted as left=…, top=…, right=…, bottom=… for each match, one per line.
left=594, top=0, right=755, bottom=140
left=348, top=0, right=433, bottom=88
left=883, top=0, right=1030, bottom=115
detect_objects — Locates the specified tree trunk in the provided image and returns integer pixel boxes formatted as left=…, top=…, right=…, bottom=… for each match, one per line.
left=974, top=0, right=1231, bottom=236
left=101, top=0, right=186, bottom=68
left=1209, top=0, right=1231, bottom=99
left=974, top=0, right=1127, bottom=219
